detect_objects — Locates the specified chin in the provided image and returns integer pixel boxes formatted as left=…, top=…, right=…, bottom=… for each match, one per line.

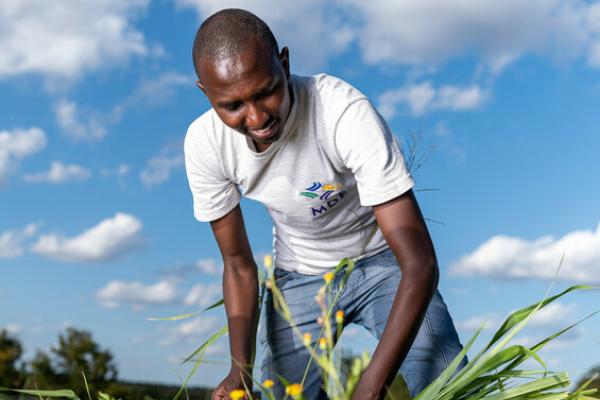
left=251, top=129, right=281, bottom=144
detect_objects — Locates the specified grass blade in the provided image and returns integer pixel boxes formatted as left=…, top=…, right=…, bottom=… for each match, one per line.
left=0, top=386, right=80, bottom=399
left=147, top=312, right=200, bottom=321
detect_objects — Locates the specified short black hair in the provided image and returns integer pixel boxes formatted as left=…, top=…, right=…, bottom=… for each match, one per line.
left=192, top=8, right=279, bottom=78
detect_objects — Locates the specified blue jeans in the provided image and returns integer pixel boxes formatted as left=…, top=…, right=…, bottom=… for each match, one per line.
left=260, top=248, right=467, bottom=399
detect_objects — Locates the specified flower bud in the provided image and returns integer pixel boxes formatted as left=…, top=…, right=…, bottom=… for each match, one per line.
left=303, top=332, right=312, bottom=346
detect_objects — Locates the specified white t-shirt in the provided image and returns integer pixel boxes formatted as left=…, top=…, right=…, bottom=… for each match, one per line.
left=184, top=74, right=415, bottom=274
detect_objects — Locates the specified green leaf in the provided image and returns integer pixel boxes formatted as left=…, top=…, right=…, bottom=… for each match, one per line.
left=413, top=324, right=482, bottom=400
left=147, top=312, right=200, bottom=321
left=486, top=285, right=594, bottom=352
left=0, top=386, right=80, bottom=399
left=173, top=325, right=228, bottom=400
left=481, top=372, right=570, bottom=400
left=181, top=324, right=228, bottom=365
left=203, top=298, right=224, bottom=311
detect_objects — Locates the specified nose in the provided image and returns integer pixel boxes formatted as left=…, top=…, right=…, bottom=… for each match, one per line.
left=245, top=102, right=269, bottom=130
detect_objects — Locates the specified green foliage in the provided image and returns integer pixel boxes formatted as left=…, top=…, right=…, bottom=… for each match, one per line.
left=171, top=255, right=599, bottom=400
left=103, top=381, right=213, bottom=400
left=0, top=330, right=26, bottom=389
left=28, top=328, right=117, bottom=398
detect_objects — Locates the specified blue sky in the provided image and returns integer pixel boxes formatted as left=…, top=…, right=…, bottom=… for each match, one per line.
left=1, top=0, right=600, bottom=389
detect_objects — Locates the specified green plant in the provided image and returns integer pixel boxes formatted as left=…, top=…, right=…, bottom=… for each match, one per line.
left=1, top=260, right=597, bottom=400
left=154, top=255, right=599, bottom=400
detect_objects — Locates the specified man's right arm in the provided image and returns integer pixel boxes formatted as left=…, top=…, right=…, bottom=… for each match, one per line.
left=210, top=205, right=258, bottom=399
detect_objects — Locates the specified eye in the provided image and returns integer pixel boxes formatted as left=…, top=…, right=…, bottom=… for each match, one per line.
left=222, top=102, right=241, bottom=112
left=257, top=83, right=279, bottom=100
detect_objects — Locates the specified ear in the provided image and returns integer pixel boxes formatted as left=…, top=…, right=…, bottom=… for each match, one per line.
left=196, top=80, right=207, bottom=95
left=279, top=47, right=290, bottom=79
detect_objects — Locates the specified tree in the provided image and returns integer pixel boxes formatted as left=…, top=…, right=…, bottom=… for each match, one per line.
left=29, top=327, right=118, bottom=397
left=0, top=329, right=26, bottom=388
left=576, top=365, right=600, bottom=398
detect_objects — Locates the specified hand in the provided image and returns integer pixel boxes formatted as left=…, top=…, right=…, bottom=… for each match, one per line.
left=211, top=370, right=252, bottom=400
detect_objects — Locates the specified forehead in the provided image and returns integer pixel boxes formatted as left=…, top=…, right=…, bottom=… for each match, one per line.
left=198, top=40, right=279, bottom=97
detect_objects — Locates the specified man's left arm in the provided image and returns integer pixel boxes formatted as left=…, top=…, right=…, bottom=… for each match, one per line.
left=352, top=189, right=439, bottom=399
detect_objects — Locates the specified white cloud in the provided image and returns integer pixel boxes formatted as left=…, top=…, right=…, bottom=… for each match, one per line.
left=456, top=314, right=500, bottom=332
left=0, top=223, right=40, bottom=259
left=31, top=213, right=142, bottom=263
left=378, top=81, right=488, bottom=118
left=0, top=1, right=151, bottom=81
left=177, top=1, right=600, bottom=74
left=55, top=72, right=189, bottom=141
left=0, top=127, right=47, bottom=181
left=101, top=164, right=130, bottom=178
left=24, top=161, right=91, bottom=184
left=196, top=259, right=220, bottom=275
left=54, top=100, right=106, bottom=141
left=113, top=72, right=191, bottom=118
left=184, top=283, right=222, bottom=308
left=176, top=0, right=355, bottom=72
left=450, top=223, right=600, bottom=283
left=350, top=0, right=600, bottom=72
left=140, top=143, right=184, bottom=187
left=529, top=302, right=576, bottom=329
left=159, top=316, right=221, bottom=346
left=97, top=279, right=178, bottom=309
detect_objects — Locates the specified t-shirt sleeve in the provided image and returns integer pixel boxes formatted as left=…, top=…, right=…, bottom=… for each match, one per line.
left=334, top=98, right=415, bottom=206
left=184, top=126, right=241, bottom=222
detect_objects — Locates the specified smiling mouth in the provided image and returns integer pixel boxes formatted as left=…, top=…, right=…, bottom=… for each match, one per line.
left=249, top=119, right=278, bottom=140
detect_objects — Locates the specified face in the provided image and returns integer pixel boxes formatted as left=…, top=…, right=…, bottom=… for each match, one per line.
left=196, top=39, right=292, bottom=152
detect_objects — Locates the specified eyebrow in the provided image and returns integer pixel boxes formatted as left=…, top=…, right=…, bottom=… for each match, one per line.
left=216, top=76, right=279, bottom=108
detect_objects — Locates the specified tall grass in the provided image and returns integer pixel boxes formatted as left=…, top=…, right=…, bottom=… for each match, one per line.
left=1, top=256, right=597, bottom=399
left=156, top=256, right=599, bottom=400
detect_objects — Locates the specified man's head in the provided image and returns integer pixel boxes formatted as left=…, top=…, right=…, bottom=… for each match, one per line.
left=193, top=9, right=292, bottom=152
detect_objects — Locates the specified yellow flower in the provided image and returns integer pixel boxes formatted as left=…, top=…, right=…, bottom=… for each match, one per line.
left=318, top=337, right=327, bottom=350
left=323, top=271, right=334, bottom=284
left=335, top=310, right=344, bottom=324
left=303, top=332, right=312, bottom=346
left=286, top=383, right=303, bottom=396
left=263, top=254, right=273, bottom=269
left=263, top=379, right=274, bottom=389
left=229, top=389, right=246, bottom=400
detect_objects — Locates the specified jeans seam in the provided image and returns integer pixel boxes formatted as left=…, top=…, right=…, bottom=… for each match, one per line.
left=425, top=310, right=450, bottom=367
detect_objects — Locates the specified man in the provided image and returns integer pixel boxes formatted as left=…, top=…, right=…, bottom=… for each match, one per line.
left=184, top=8, right=466, bottom=400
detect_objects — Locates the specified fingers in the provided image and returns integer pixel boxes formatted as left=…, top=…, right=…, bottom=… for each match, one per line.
left=211, top=386, right=227, bottom=400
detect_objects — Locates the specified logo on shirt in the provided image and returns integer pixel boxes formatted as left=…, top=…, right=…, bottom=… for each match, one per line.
left=300, top=181, right=347, bottom=217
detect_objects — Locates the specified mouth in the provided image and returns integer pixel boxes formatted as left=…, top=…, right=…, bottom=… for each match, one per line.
left=248, top=118, right=278, bottom=141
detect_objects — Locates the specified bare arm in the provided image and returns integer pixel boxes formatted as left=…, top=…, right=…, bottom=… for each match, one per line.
left=353, top=189, right=439, bottom=399
left=210, top=205, right=259, bottom=397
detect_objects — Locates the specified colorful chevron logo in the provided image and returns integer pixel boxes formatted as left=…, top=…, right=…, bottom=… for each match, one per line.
left=299, top=181, right=342, bottom=200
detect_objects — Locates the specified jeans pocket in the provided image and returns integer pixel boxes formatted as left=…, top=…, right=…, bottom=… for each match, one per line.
left=273, top=268, right=298, bottom=286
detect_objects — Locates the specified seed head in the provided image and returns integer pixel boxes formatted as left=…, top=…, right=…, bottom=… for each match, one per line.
left=303, top=332, right=312, bottom=346
left=319, top=337, right=327, bottom=350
